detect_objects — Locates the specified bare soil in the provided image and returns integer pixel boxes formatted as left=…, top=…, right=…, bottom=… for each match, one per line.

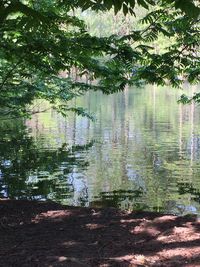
left=0, top=199, right=200, bottom=267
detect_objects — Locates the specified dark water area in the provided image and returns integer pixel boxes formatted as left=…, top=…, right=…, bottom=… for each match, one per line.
left=1, top=84, right=200, bottom=216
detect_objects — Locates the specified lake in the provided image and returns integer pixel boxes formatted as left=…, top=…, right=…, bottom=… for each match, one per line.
left=1, top=84, right=200, bottom=215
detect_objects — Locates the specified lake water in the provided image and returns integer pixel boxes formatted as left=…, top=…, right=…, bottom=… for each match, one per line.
left=1, top=84, right=200, bottom=215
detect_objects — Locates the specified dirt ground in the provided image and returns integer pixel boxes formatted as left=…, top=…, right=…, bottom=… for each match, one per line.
left=0, top=200, right=200, bottom=267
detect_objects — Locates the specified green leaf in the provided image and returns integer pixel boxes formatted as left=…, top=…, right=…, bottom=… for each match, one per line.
left=174, top=0, right=200, bottom=18
left=137, top=0, right=149, bottom=9
left=113, top=0, right=122, bottom=14
left=123, top=3, right=129, bottom=16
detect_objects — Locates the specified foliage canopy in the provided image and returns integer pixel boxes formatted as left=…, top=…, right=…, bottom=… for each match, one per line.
left=0, top=0, right=199, bottom=117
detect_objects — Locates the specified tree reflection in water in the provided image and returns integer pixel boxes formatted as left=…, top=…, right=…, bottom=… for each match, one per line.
left=1, top=85, right=200, bottom=216
left=0, top=120, right=93, bottom=206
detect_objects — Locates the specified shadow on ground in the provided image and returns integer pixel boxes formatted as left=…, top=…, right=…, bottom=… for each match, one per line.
left=0, top=200, right=200, bottom=266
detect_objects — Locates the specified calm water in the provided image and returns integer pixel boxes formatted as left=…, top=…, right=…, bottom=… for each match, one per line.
left=1, top=84, right=200, bottom=215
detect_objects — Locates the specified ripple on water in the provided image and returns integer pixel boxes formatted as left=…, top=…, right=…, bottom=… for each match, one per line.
left=1, top=85, right=200, bottom=215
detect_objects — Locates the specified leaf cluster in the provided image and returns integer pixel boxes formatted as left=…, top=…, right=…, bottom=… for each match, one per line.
left=0, top=0, right=199, bottom=117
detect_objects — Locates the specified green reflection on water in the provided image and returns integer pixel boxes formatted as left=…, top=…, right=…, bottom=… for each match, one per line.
left=0, top=120, right=92, bottom=206
left=1, top=84, right=200, bottom=215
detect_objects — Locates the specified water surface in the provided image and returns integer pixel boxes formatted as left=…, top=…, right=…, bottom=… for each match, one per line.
left=1, top=84, right=200, bottom=215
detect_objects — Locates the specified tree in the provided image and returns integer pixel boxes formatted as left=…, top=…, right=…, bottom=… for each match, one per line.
left=0, top=0, right=199, bottom=118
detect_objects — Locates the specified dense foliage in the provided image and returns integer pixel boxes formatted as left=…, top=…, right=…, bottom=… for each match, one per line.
left=0, top=0, right=199, bottom=118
